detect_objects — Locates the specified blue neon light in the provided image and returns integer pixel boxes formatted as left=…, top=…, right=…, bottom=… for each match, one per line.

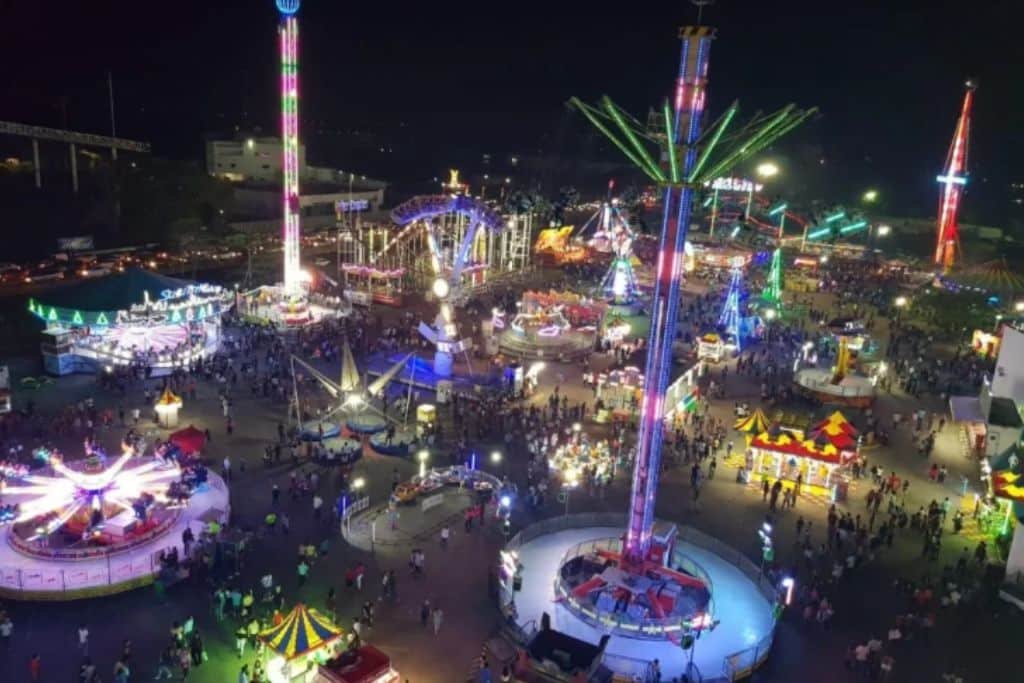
left=936, top=174, right=967, bottom=186
left=276, top=0, right=301, bottom=16
left=390, top=195, right=504, bottom=232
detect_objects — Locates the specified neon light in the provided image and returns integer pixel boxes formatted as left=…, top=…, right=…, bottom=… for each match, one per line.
left=936, top=174, right=967, bottom=185
left=768, top=202, right=788, bottom=217
left=807, top=226, right=832, bottom=240
left=279, top=3, right=302, bottom=295
left=47, top=307, right=57, bottom=322
left=96, top=312, right=109, bottom=326
left=72, top=310, right=83, bottom=325
left=762, top=249, right=783, bottom=303
left=839, top=220, right=868, bottom=234
left=719, top=267, right=742, bottom=350
left=824, top=211, right=845, bottom=224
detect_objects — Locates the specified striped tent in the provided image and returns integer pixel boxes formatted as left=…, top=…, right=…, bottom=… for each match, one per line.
left=735, top=408, right=769, bottom=434
left=260, top=604, right=343, bottom=660
left=955, top=259, right=1024, bottom=295
left=807, top=411, right=858, bottom=450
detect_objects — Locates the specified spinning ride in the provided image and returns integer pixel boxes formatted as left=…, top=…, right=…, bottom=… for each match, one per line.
left=580, top=201, right=641, bottom=304
left=496, top=291, right=605, bottom=360
left=0, top=441, right=228, bottom=599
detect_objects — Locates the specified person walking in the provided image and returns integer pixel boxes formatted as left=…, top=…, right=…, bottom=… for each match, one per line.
left=222, top=456, right=232, bottom=482
left=77, top=623, right=90, bottom=655
left=440, top=525, right=450, bottom=548
left=420, top=600, right=431, bottom=627
left=432, top=606, right=444, bottom=635
left=29, top=653, right=41, bottom=682
left=154, top=646, right=175, bottom=680
left=238, top=664, right=250, bottom=683
left=297, top=559, right=310, bottom=588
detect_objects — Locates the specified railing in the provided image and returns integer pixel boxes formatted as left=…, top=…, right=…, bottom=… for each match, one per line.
left=502, top=513, right=780, bottom=681
left=0, top=543, right=178, bottom=597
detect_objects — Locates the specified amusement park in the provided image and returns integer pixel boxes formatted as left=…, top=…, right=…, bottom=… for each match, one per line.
left=0, top=1, right=1021, bottom=683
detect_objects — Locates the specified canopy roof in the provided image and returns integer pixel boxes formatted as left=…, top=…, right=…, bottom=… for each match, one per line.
left=735, top=408, right=769, bottom=434
left=156, top=387, right=182, bottom=407
left=807, top=411, right=858, bottom=449
left=36, top=267, right=195, bottom=313
left=169, top=425, right=206, bottom=455
left=260, top=603, right=343, bottom=660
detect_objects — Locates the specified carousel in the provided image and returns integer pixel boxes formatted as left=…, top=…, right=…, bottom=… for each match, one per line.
left=547, top=436, right=618, bottom=488
left=29, top=268, right=230, bottom=376
left=496, top=290, right=606, bottom=360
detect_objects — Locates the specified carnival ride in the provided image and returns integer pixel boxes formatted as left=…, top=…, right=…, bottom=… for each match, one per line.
left=497, top=22, right=814, bottom=679
left=290, top=343, right=411, bottom=435
left=577, top=200, right=642, bottom=304
left=495, top=291, right=606, bottom=360
left=0, top=438, right=229, bottom=598
left=934, top=81, right=975, bottom=272
left=794, top=319, right=878, bottom=407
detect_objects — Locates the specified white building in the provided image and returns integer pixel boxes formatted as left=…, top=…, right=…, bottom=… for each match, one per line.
left=206, top=136, right=307, bottom=184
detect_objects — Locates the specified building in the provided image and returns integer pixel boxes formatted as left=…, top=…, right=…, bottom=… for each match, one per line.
left=206, top=134, right=388, bottom=232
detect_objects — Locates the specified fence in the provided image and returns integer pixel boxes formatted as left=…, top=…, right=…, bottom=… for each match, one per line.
left=0, top=542, right=178, bottom=599
left=502, top=513, right=779, bottom=682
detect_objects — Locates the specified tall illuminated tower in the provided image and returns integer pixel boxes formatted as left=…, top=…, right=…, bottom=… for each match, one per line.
left=623, top=27, right=714, bottom=564
left=934, top=80, right=975, bottom=272
left=278, top=0, right=303, bottom=295
left=719, top=267, right=742, bottom=349
left=572, top=27, right=814, bottom=566
left=762, top=248, right=783, bottom=304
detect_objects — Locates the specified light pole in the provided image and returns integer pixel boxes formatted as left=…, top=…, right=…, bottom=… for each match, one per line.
left=417, top=449, right=429, bottom=478
left=894, top=296, right=907, bottom=324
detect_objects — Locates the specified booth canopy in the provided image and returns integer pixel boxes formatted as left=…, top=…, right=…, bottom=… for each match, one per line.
left=260, top=604, right=343, bottom=660
left=169, top=425, right=206, bottom=455
left=735, top=408, right=769, bottom=434
left=36, top=267, right=194, bottom=313
left=156, top=387, right=182, bottom=407
left=751, top=430, right=842, bottom=464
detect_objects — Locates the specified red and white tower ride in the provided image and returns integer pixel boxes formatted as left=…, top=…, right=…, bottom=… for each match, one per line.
left=934, top=80, right=975, bottom=272
left=277, top=0, right=303, bottom=295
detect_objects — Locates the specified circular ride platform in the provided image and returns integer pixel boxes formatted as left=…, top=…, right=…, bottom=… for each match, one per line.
left=369, top=426, right=418, bottom=457
left=794, top=368, right=876, bottom=408
left=498, top=328, right=594, bottom=361
left=344, top=413, right=388, bottom=435
left=505, top=519, right=776, bottom=681
left=300, top=420, right=342, bottom=441
left=0, top=466, right=229, bottom=600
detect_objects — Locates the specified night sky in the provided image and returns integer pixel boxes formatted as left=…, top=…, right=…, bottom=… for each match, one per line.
left=3, top=0, right=1022, bottom=222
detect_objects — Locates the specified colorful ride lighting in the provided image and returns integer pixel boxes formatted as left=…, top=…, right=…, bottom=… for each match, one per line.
left=767, top=203, right=788, bottom=217
left=276, top=0, right=300, bottom=14
left=936, top=173, right=968, bottom=186
left=839, top=220, right=868, bottom=234
left=824, top=211, right=846, bottom=224
left=807, top=226, right=832, bottom=240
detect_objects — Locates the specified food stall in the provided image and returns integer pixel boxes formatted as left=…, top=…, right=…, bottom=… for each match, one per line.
left=747, top=414, right=858, bottom=501
left=595, top=366, right=642, bottom=420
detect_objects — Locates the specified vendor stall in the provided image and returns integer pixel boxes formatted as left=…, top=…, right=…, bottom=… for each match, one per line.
left=747, top=415, right=857, bottom=500
left=260, top=604, right=345, bottom=683
left=547, top=438, right=617, bottom=487
left=169, top=425, right=206, bottom=456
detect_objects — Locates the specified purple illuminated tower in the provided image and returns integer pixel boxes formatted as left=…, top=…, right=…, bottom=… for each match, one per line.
left=277, top=0, right=302, bottom=295
left=623, top=28, right=714, bottom=565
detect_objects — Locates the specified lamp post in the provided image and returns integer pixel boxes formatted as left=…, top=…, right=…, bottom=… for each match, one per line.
left=417, top=449, right=429, bottom=479
left=894, top=296, right=907, bottom=324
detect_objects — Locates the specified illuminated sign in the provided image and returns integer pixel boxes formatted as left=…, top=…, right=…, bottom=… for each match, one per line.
left=336, top=199, right=370, bottom=212
left=705, top=177, right=763, bottom=193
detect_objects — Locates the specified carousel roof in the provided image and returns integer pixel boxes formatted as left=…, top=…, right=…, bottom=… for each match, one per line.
left=36, top=268, right=195, bottom=312
left=260, top=603, right=343, bottom=660
left=750, top=429, right=843, bottom=464
left=735, top=408, right=769, bottom=434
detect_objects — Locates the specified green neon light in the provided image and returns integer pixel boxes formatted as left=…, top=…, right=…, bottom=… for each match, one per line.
left=72, top=310, right=84, bottom=325
left=27, top=300, right=36, bottom=315
left=96, top=312, right=109, bottom=326
left=663, top=100, right=680, bottom=183
left=47, top=307, right=57, bottom=322
left=602, top=97, right=663, bottom=181
left=570, top=98, right=661, bottom=182
left=839, top=220, right=868, bottom=235
left=762, top=248, right=783, bottom=303
left=807, top=226, right=832, bottom=240
left=768, top=203, right=788, bottom=217
left=825, top=211, right=846, bottom=224
left=702, top=195, right=713, bottom=208
left=171, top=309, right=182, bottom=323
left=688, top=103, right=737, bottom=183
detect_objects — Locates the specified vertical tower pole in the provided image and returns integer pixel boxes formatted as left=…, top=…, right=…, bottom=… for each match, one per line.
left=934, top=82, right=974, bottom=272
left=278, top=0, right=302, bottom=294
left=624, top=26, right=714, bottom=565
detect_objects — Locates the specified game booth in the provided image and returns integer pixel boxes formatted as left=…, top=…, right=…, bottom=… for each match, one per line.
left=745, top=412, right=859, bottom=501
left=29, top=268, right=231, bottom=376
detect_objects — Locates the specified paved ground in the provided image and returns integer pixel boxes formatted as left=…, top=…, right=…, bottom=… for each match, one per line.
left=0, top=277, right=1019, bottom=683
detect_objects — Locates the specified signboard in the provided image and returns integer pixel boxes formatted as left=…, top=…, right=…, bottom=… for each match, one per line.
left=705, top=177, right=763, bottom=193
left=421, top=493, right=445, bottom=512
left=336, top=199, right=370, bottom=213
left=57, top=236, right=94, bottom=251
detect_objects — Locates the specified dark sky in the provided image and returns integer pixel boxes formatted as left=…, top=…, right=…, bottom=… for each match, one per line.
left=3, top=0, right=1022, bottom=222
